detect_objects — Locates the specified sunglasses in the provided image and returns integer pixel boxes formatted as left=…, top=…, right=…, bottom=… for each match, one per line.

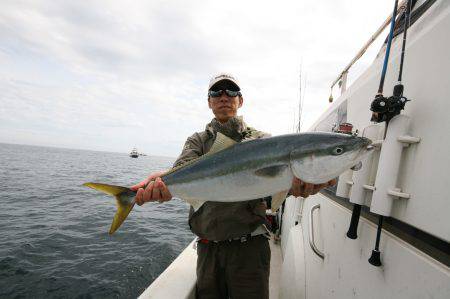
left=208, top=89, right=242, bottom=98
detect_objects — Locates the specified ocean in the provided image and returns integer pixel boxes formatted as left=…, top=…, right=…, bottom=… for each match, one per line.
left=0, top=143, right=194, bottom=298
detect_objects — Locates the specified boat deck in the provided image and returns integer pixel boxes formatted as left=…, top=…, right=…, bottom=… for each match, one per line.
left=139, top=236, right=283, bottom=298
left=269, top=238, right=283, bottom=298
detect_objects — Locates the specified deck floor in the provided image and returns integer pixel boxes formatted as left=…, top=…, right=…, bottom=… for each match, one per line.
left=269, top=238, right=282, bottom=299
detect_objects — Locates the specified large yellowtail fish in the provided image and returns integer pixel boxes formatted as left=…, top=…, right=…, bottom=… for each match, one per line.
left=84, top=132, right=372, bottom=234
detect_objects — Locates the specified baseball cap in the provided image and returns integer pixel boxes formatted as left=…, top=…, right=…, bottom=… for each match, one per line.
left=208, top=73, right=241, bottom=91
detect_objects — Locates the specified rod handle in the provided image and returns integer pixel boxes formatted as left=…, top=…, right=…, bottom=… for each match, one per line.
left=369, top=250, right=382, bottom=266
left=346, top=204, right=362, bottom=239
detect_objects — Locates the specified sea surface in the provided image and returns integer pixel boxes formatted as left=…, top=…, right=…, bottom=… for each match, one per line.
left=0, top=143, right=194, bottom=298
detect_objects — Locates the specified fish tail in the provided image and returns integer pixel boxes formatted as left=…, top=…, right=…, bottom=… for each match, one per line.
left=110, top=195, right=135, bottom=234
left=83, top=183, right=135, bottom=234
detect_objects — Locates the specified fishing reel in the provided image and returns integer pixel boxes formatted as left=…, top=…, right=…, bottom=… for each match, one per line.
left=370, top=84, right=410, bottom=123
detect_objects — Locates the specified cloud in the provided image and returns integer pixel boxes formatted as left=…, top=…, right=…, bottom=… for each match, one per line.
left=0, top=0, right=393, bottom=156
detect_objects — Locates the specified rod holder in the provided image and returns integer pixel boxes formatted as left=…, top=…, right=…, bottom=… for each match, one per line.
left=336, top=169, right=353, bottom=198
left=398, top=135, right=421, bottom=145
left=363, top=184, right=376, bottom=191
left=387, top=188, right=410, bottom=199
left=346, top=124, right=384, bottom=240
left=350, top=124, right=384, bottom=206
left=370, top=115, right=415, bottom=216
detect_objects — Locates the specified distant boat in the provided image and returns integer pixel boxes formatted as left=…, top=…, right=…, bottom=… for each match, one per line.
left=129, top=148, right=139, bottom=158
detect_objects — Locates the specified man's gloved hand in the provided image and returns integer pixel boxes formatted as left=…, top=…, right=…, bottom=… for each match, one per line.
left=290, top=177, right=336, bottom=198
left=130, top=171, right=173, bottom=205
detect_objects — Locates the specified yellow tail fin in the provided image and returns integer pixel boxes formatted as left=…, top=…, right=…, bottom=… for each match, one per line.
left=110, top=197, right=135, bottom=234
left=83, top=183, right=135, bottom=234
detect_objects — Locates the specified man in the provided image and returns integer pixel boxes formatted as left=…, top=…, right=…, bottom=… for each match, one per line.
left=131, top=73, right=335, bottom=298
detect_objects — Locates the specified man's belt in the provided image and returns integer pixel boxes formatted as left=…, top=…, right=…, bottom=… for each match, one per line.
left=198, top=225, right=269, bottom=244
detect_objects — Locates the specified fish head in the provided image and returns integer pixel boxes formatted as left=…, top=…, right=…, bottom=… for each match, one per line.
left=289, top=132, right=372, bottom=184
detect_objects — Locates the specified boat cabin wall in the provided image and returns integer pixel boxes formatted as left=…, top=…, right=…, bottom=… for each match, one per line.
left=308, top=1, right=450, bottom=242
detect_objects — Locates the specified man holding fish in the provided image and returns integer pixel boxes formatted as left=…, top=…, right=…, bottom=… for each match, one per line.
left=131, top=73, right=337, bottom=299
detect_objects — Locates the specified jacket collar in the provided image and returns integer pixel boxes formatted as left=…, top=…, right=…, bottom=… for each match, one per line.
left=205, top=116, right=248, bottom=141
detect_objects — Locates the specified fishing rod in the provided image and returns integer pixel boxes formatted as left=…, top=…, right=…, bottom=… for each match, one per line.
left=368, top=0, right=413, bottom=267
left=371, top=0, right=412, bottom=125
left=345, top=0, right=413, bottom=265
left=346, top=0, right=400, bottom=241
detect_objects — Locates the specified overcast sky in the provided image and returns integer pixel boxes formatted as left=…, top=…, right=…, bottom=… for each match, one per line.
left=0, top=0, right=393, bottom=157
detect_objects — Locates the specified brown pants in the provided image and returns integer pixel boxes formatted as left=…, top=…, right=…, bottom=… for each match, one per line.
left=196, top=235, right=271, bottom=299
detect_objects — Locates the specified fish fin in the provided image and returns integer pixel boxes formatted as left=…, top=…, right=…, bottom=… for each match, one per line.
left=109, top=196, right=135, bottom=234
left=164, top=159, right=197, bottom=176
left=184, top=198, right=206, bottom=212
left=254, top=165, right=288, bottom=177
left=83, top=183, right=134, bottom=234
left=208, top=132, right=237, bottom=154
left=83, top=182, right=129, bottom=195
left=271, top=190, right=289, bottom=212
left=163, top=133, right=236, bottom=177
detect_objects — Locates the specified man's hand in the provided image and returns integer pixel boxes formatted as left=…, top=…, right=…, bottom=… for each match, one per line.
left=290, top=177, right=336, bottom=198
left=130, top=171, right=173, bottom=206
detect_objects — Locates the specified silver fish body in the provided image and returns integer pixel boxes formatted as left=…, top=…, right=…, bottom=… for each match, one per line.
left=162, top=132, right=371, bottom=207
left=84, top=132, right=371, bottom=234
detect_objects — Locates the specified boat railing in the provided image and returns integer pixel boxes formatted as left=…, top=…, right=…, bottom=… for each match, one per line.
left=331, top=0, right=407, bottom=95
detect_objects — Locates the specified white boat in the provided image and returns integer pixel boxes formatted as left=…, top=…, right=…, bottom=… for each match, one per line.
left=140, top=0, right=450, bottom=297
left=130, top=148, right=139, bottom=158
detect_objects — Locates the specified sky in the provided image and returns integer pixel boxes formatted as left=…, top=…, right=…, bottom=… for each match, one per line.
left=0, top=0, right=394, bottom=157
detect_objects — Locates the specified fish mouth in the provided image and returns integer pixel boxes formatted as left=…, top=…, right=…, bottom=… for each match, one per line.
left=350, top=137, right=373, bottom=170
left=358, top=137, right=373, bottom=153
left=361, top=136, right=372, bottom=147
left=351, top=161, right=362, bottom=171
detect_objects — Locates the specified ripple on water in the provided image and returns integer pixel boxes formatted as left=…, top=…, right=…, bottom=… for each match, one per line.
left=0, top=144, right=194, bottom=298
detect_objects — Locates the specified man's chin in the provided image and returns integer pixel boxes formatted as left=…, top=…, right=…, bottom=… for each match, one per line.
left=215, top=112, right=237, bottom=122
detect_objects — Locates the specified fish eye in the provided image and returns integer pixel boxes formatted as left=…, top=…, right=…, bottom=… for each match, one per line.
left=332, top=147, right=344, bottom=155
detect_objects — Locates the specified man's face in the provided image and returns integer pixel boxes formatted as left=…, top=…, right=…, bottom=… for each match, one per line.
left=208, top=81, right=243, bottom=123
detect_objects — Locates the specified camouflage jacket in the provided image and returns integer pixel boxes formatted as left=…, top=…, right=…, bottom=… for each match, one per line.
left=173, top=116, right=270, bottom=241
